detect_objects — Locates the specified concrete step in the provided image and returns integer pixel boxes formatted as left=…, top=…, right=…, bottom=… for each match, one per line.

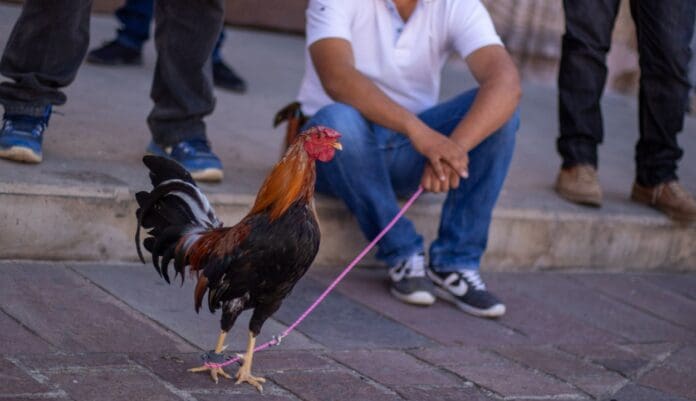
left=2, top=174, right=695, bottom=270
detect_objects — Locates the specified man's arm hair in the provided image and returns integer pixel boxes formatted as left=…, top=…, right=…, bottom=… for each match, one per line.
left=450, top=45, right=522, bottom=152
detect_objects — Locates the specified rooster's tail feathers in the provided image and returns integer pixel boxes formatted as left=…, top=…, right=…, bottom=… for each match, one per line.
left=135, top=156, right=221, bottom=281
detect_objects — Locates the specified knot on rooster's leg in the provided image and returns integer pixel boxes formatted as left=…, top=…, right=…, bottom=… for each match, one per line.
left=200, top=350, right=233, bottom=367
left=271, top=335, right=284, bottom=347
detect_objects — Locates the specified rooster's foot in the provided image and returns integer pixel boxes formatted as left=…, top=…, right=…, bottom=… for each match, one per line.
left=188, top=349, right=232, bottom=383
left=235, top=364, right=265, bottom=392
left=188, top=364, right=232, bottom=383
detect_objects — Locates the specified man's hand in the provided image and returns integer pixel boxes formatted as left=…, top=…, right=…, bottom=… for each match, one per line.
left=408, top=122, right=469, bottom=188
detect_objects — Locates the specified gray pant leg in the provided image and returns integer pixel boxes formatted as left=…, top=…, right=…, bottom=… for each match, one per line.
left=0, top=0, right=93, bottom=116
left=147, top=0, right=224, bottom=146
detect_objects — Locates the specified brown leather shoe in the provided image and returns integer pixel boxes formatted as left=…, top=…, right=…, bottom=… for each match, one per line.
left=631, top=181, right=696, bottom=223
left=555, top=164, right=603, bottom=207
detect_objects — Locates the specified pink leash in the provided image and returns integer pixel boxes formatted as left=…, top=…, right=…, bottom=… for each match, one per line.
left=205, top=186, right=424, bottom=369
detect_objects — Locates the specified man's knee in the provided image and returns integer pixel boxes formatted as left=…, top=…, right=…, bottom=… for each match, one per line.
left=311, top=102, right=364, bottom=129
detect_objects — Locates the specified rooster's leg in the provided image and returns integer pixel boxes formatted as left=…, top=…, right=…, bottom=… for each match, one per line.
left=188, top=330, right=232, bottom=383
left=235, top=331, right=266, bottom=392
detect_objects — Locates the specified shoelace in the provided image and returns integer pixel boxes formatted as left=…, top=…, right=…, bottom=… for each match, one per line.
left=405, top=253, right=426, bottom=277
left=2, top=118, right=47, bottom=138
left=461, top=270, right=486, bottom=291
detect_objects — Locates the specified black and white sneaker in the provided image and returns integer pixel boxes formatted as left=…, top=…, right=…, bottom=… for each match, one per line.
left=427, top=268, right=506, bottom=317
left=388, top=253, right=435, bottom=306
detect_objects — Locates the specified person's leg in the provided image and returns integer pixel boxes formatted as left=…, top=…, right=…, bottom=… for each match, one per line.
left=383, top=89, right=518, bottom=317
left=557, top=0, right=621, bottom=168
left=630, top=0, right=695, bottom=187
left=115, top=0, right=154, bottom=51
left=383, top=90, right=518, bottom=271
left=148, top=0, right=223, bottom=146
left=210, top=29, right=247, bottom=94
left=0, top=0, right=92, bottom=163
left=212, top=29, right=225, bottom=65
left=147, top=0, right=225, bottom=181
left=310, top=103, right=424, bottom=267
left=0, top=0, right=92, bottom=112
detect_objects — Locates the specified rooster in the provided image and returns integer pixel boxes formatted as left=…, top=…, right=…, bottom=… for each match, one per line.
left=135, top=126, right=341, bottom=391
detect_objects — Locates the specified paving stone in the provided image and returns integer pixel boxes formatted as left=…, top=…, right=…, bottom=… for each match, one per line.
left=493, top=290, right=622, bottom=345
left=638, top=346, right=696, bottom=400
left=72, top=263, right=319, bottom=351
left=252, top=350, right=334, bottom=373
left=329, top=349, right=461, bottom=387
left=446, top=360, right=581, bottom=398
left=573, top=273, right=696, bottom=331
left=274, top=276, right=433, bottom=349
left=611, top=383, right=693, bottom=401
left=397, top=385, right=495, bottom=401
left=195, top=393, right=297, bottom=401
left=489, top=273, right=695, bottom=343
left=644, top=273, right=696, bottom=302
left=410, top=346, right=502, bottom=367
left=47, top=367, right=182, bottom=401
left=312, top=269, right=529, bottom=346
left=559, top=343, right=652, bottom=377
left=0, top=358, right=49, bottom=395
left=0, top=311, right=53, bottom=355
left=0, top=262, right=193, bottom=353
left=270, top=370, right=401, bottom=401
left=17, top=353, right=131, bottom=371
left=411, top=347, right=581, bottom=398
left=495, top=345, right=627, bottom=398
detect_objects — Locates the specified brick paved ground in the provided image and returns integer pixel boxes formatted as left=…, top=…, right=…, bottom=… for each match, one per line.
left=1, top=261, right=694, bottom=401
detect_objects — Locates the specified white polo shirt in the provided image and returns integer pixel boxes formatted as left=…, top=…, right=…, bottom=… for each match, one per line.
left=297, top=0, right=503, bottom=115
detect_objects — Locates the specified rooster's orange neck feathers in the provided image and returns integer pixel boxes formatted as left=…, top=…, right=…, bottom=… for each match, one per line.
left=249, top=142, right=316, bottom=220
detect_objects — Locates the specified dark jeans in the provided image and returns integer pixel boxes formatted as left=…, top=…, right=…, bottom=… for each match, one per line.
left=0, top=0, right=224, bottom=147
left=558, top=0, right=695, bottom=186
left=115, top=0, right=225, bottom=64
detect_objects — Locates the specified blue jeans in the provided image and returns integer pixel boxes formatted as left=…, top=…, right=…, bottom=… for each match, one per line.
left=307, top=89, right=519, bottom=271
left=115, top=0, right=225, bottom=63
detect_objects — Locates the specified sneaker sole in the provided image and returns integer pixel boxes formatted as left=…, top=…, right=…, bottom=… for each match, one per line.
left=389, top=288, right=435, bottom=306
left=191, top=168, right=224, bottom=183
left=433, top=287, right=506, bottom=318
left=0, top=146, right=42, bottom=163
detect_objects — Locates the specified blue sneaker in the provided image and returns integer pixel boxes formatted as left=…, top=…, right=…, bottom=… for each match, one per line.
left=0, top=106, right=51, bottom=164
left=146, top=138, right=223, bottom=182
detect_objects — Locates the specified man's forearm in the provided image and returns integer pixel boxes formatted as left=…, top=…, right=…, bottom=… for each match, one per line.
left=450, top=74, right=521, bottom=152
left=322, top=67, right=427, bottom=138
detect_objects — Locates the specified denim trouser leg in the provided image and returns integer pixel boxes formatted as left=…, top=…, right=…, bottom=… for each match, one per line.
left=115, top=0, right=154, bottom=51
left=310, top=89, right=518, bottom=269
left=212, top=29, right=226, bottom=64
left=148, top=0, right=224, bottom=147
left=311, top=104, right=424, bottom=266
left=630, top=0, right=695, bottom=186
left=388, top=90, right=518, bottom=272
left=557, top=0, right=621, bottom=169
left=0, top=0, right=93, bottom=115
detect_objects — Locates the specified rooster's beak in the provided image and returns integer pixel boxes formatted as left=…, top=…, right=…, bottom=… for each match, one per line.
left=332, top=142, right=343, bottom=151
